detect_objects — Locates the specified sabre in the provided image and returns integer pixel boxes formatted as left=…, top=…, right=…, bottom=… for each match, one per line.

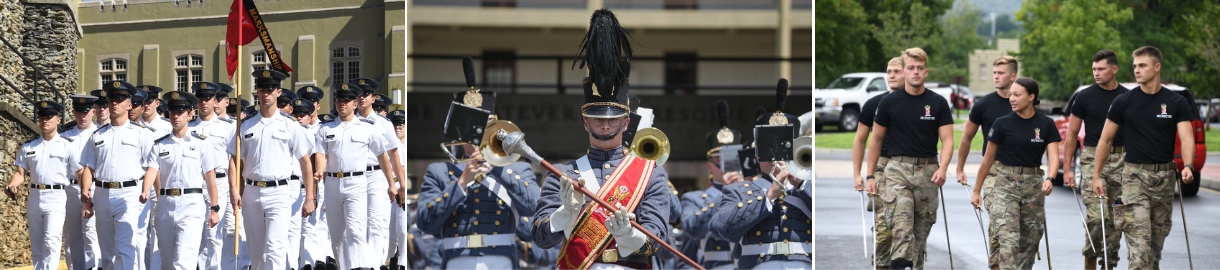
left=491, top=129, right=705, bottom=270
left=859, top=190, right=869, bottom=259
left=1176, top=180, right=1194, bottom=270
left=939, top=187, right=954, bottom=270
left=871, top=195, right=878, bottom=269
left=1043, top=194, right=1052, bottom=269
left=1072, top=186, right=1096, bottom=253
left=1099, top=196, right=1108, bottom=269
left=964, top=183, right=990, bottom=256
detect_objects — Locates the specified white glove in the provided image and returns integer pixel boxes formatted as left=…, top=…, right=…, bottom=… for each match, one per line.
left=605, top=208, right=647, bottom=256
left=549, top=178, right=586, bottom=237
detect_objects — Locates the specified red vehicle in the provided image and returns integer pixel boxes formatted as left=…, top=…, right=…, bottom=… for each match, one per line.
left=1053, top=83, right=1205, bottom=196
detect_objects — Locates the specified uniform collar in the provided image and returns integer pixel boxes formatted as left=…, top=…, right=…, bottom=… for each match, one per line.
left=587, top=146, right=625, bottom=162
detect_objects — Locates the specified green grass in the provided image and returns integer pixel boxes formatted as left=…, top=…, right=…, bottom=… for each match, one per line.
left=815, top=127, right=986, bottom=151
left=1205, top=127, right=1220, bottom=153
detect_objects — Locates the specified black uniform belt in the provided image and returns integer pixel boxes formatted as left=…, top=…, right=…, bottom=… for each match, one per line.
left=245, top=179, right=290, bottom=187
left=69, top=179, right=78, bottom=185
left=1085, top=145, right=1126, bottom=154
left=1129, top=162, right=1177, bottom=172
left=596, top=255, right=651, bottom=269
left=325, top=171, right=365, bottom=178
left=215, top=172, right=227, bottom=178
left=32, top=184, right=64, bottom=190
left=291, top=175, right=301, bottom=180
left=95, top=180, right=139, bottom=189
left=891, top=156, right=937, bottom=165
left=997, top=164, right=1043, bottom=175
left=366, top=165, right=382, bottom=171
left=159, top=188, right=203, bottom=196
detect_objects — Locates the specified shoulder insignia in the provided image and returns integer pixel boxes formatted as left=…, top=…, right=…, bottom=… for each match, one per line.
left=94, top=124, right=111, bottom=134
left=359, top=118, right=375, bottom=125
left=218, top=117, right=233, bottom=123
left=155, top=134, right=172, bottom=143
left=62, top=136, right=74, bottom=143
left=301, top=123, right=309, bottom=129
left=24, top=137, right=37, bottom=145
left=280, top=111, right=293, bottom=119
left=191, top=130, right=207, bottom=140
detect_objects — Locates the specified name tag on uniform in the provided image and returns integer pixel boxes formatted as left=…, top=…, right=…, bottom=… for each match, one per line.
left=94, top=140, right=104, bottom=146
left=25, top=151, right=34, bottom=155
left=159, top=151, right=170, bottom=157
left=325, top=134, right=335, bottom=140
left=243, top=133, right=254, bottom=139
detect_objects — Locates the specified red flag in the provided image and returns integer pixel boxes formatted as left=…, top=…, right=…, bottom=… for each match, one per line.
left=225, top=0, right=256, bottom=81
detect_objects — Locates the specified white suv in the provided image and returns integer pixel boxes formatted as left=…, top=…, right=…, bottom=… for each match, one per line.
left=816, top=72, right=953, bottom=132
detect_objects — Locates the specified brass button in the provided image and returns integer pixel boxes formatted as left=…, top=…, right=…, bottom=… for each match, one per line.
left=737, top=202, right=744, bottom=208
left=452, top=223, right=457, bottom=228
left=475, top=210, right=480, bottom=215
left=448, top=171, right=454, bottom=175
left=473, top=220, right=479, bottom=226
left=782, top=215, right=787, bottom=220
left=757, top=196, right=763, bottom=201
left=525, top=182, right=529, bottom=187
left=716, top=246, right=721, bottom=251
left=782, top=205, right=788, bottom=211
left=496, top=210, right=502, bottom=215
left=475, top=198, right=480, bottom=203
left=427, top=203, right=433, bottom=208
left=755, top=231, right=761, bottom=236
left=451, top=212, right=456, bottom=216
left=495, top=220, right=501, bottom=226
left=702, top=207, right=707, bottom=212
left=695, top=212, right=701, bottom=216
left=747, top=199, right=753, bottom=204
left=443, top=192, right=449, bottom=198
left=515, top=175, right=521, bottom=180
left=435, top=198, right=441, bottom=202
left=806, top=219, right=811, bottom=224
left=604, top=175, right=611, bottom=180
left=783, top=227, right=789, bottom=233
left=604, top=164, right=611, bottom=169
left=746, top=190, right=752, bottom=195
left=709, top=203, right=715, bottom=207
left=522, top=217, right=529, bottom=223
left=507, top=169, right=513, bottom=174
left=474, top=189, right=480, bottom=194
left=702, top=193, right=707, bottom=198
left=744, top=183, right=750, bottom=188
left=807, top=229, right=812, bottom=235
left=499, top=199, right=504, bottom=205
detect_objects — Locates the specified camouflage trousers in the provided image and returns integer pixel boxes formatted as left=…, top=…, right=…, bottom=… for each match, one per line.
left=982, top=166, right=1045, bottom=270
left=1079, top=147, right=1124, bottom=267
left=881, top=157, right=939, bottom=268
left=1116, top=163, right=1176, bottom=269
left=873, top=157, right=892, bottom=267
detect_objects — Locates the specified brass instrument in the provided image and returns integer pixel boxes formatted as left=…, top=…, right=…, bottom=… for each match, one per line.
left=790, top=136, right=812, bottom=181
left=630, top=127, right=671, bottom=166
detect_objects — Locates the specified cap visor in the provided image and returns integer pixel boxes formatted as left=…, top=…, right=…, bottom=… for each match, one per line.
left=581, top=106, right=629, bottom=118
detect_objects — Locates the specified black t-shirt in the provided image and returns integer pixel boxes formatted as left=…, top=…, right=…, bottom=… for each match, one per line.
left=874, top=89, right=954, bottom=158
left=988, top=112, right=1062, bottom=167
left=1106, top=87, right=1196, bottom=164
left=1070, top=84, right=1130, bottom=146
left=969, top=92, right=1014, bottom=154
left=860, top=91, right=894, bottom=157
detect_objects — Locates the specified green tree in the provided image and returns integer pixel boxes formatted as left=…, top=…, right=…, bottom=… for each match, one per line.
left=814, top=0, right=872, bottom=87
left=872, top=2, right=938, bottom=59
left=929, top=2, right=988, bottom=83
left=1181, top=2, right=1220, bottom=100
left=1016, top=0, right=1133, bottom=100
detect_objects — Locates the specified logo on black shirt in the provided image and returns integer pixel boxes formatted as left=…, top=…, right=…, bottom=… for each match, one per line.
left=1157, top=103, right=1173, bottom=118
left=919, top=105, right=936, bottom=120
left=1032, top=128, right=1043, bottom=142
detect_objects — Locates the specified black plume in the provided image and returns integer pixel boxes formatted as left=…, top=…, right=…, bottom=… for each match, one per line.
left=462, top=56, right=476, bottom=88
left=573, top=8, right=633, bottom=95
left=717, top=100, right=729, bottom=127
left=776, top=78, right=789, bottom=111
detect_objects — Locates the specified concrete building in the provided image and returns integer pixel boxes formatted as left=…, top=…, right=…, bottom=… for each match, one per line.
left=968, top=38, right=1020, bottom=95
left=77, top=0, right=405, bottom=113
left=405, top=0, right=813, bottom=191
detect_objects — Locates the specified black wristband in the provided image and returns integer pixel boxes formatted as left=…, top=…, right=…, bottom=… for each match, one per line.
left=866, top=175, right=875, bottom=180
left=210, top=205, right=220, bottom=212
left=1045, top=177, right=1054, bottom=182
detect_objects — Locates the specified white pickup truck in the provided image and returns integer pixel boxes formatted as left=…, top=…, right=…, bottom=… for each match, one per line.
left=815, top=72, right=952, bottom=132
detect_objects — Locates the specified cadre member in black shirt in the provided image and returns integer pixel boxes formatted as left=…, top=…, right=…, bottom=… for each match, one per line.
left=1091, top=46, right=1195, bottom=269
left=1062, top=49, right=1130, bottom=269
left=969, top=77, right=1060, bottom=269
left=956, top=56, right=1020, bottom=185
left=865, top=47, right=955, bottom=269
left=851, top=56, right=903, bottom=267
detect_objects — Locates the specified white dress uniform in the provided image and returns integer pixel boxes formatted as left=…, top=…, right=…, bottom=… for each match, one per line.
left=148, top=131, right=221, bottom=270
left=300, top=121, right=333, bottom=268
left=387, top=137, right=409, bottom=266
left=61, top=123, right=102, bottom=270
left=141, top=117, right=173, bottom=139
left=80, top=122, right=157, bottom=270
left=189, top=113, right=239, bottom=270
left=357, top=111, right=400, bottom=266
left=138, top=117, right=170, bottom=270
left=16, top=134, right=80, bottom=270
left=227, top=111, right=313, bottom=270
left=286, top=122, right=309, bottom=270
left=316, top=116, right=390, bottom=270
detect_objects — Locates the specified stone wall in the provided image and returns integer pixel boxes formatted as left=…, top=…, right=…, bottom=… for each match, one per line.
left=0, top=0, right=79, bottom=268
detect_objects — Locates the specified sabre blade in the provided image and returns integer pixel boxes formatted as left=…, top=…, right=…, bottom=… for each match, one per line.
left=1100, top=196, right=1108, bottom=269
left=860, top=191, right=869, bottom=259
left=1073, top=187, right=1096, bottom=253
left=1176, top=180, right=1194, bottom=270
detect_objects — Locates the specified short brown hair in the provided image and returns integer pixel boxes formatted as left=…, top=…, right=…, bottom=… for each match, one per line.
left=1093, top=50, right=1118, bottom=66
left=1133, top=46, right=1162, bottom=64
left=887, top=57, right=903, bottom=67
left=993, top=56, right=1019, bottom=73
left=901, top=47, right=928, bottom=66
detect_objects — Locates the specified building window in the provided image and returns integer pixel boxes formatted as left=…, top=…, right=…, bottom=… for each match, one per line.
left=252, top=51, right=271, bottom=89
left=481, top=0, right=516, bottom=7
left=331, top=46, right=361, bottom=88
left=482, top=51, right=516, bottom=93
left=100, top=58, right=128, bottom=87
left=664, top=52, right=697, bottom=95
left=664, top=0, right=697, bottom=9
left=175, top=54, right=204, bottom=92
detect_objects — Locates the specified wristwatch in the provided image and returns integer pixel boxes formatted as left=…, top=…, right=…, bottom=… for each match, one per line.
left=866, top=175, right=875, bottom=180
left=1045, top=176, right=1054, bottom=182
left=210, top=205, right=221, bottom=213
left=1185, top=164, right=1195, bottom=171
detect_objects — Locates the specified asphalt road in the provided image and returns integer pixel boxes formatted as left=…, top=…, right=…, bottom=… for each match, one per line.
left=815, top=153, right=1220, bottom=269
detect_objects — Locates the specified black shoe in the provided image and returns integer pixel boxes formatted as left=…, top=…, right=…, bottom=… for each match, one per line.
left=302, top=265, right=313, bottom=270
left=890, top=259, right=913, bottom=270
left=380, top=266, right=389, bottom=270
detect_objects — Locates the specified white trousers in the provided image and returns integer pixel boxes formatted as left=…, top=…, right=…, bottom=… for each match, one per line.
left=447, top=255, right=512, bottom=270
left=199, top=178, right=231, bottom=270
left=242, top=182, right=293, bottom=270
left=94, top=185, right=151, bottom=270
left=387, top=182, right=409, bottom=263
left=157, top=193, right=206, bottom=270
left=753, top=260, right=811, bottom=270
left=326, top=175, right=370, bottom=269
left=300, top=182, right=331, bottom=266
left=28, top=189, right=67, bottom=270
left=65, top=184, right=101, bottom=270
left=287, top=182, right=304, bottom=270
left=147, top=194, right=161, bottom=270
left=365, top=171, right=391, bottom=267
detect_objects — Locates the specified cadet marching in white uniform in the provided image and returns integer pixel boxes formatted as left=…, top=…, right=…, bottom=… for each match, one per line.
left=6, top=101, right=79, bottom=270
left=61, top=95, right=103, bottom=270
left=352, top=78, right=405, bottom=268
left=188, top=82, right=240, bottom=270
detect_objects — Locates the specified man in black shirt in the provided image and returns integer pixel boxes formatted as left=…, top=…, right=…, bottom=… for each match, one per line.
left=852, top=57, right=903, bottom=269
left=866, top=48, right=955, bottom=269
left=1064, top=49, right=1130, bottom=269
left=1091, top=46, right=1195, bottom=269
left=956, top=56, right=1020, bottom=185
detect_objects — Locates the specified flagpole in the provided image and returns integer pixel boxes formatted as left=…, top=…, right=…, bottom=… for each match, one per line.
left=233, top=27, right=244, bottom=270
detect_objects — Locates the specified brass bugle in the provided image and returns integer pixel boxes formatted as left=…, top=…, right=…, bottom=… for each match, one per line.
left=791, top=136, right=812, bottom=181
left=631, top=127, right=671, bottom=166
